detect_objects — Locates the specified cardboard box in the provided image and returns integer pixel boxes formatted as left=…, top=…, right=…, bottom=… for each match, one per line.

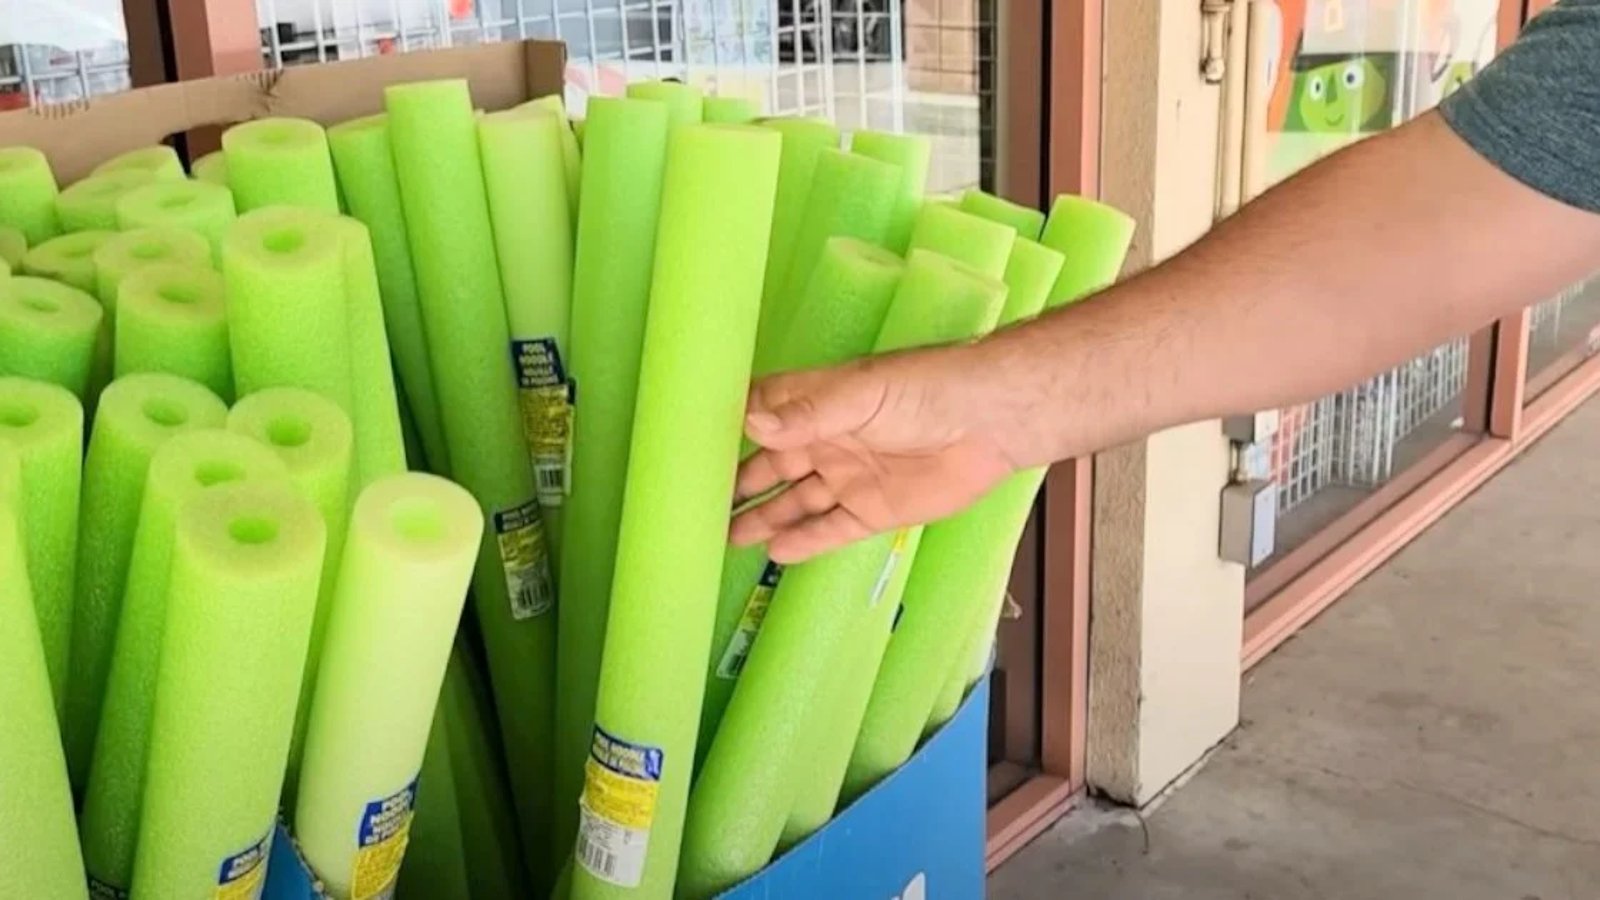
left=3, top=38, right=989, bottom=900
left=265, top=682, right=990, bottom=899
left=0, top=38, right=566, bottom=182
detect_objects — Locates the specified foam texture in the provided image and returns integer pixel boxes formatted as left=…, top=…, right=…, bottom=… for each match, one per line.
left=0, top=225, right=26, bottom=269
left=758, top=149, right=901, bottom=358
left=57, top=170, right=157, bottom=233
left=189, top=151, right=229, bottom=186
left=0, top=276, right=104, bottom=399
left=223, top=117, right=341, bottom=214
left=959, top=189, right=1046, bottom=241
left=0, top=379, right=81, bottom=710
left=572, top=122, right=779, bottom=900
left=22, top=229, right=114, bottom=294
left=625, top=80, right=705, bottom=128
left=93, top=146, right=186, bottom=182
left=93, top=226, right=212, bottom=309
left=397, top=705, right=473, bottom=900
left=80, top=432, right=289, bottom=893
left=847, top=130, right=931, bottom=253
left=444, top=644, right=534, bottom=899
left=1039, top=193, right=1138, bottom=303
left=222, top=207, right=354, bottom=410
left=678, top=250, right=1006, bottom=897
left=699, top=238, right=905, bottom=756
left=554, top=96, right=671, bottom=868
left=519, top=95, right=583, bottom=220
left=702, top=96, right=756, bottom=124
left=0, top=146, right=61, bottom=244
left=295, top=473, right=480, bottom=898
left=0, top=498, right=86, bottom=900
left=114, top=263, right=233, bottom=400
left=226, top=387, right=355, bottom=801
left=65, top=374, right=226, bottom=792
left=386, top=78, right=555, bottom=881
left=333, top=218, right=408, bottom=489
left=327, top=113, right=450, bottom=474
left=906, top=202, right=1016, bottom=279
left=116, top=180, right=238, bottom=262
left=130, top=481, right=325, bottom=898
left=758, top=119, right=840, bottom=316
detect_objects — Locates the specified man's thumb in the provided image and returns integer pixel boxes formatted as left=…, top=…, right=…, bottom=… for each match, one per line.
left=746, top=368, right=879, bottom=450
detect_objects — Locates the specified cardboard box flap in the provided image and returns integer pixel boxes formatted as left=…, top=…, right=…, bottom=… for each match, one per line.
left=0, top=39, right=567, bottom=183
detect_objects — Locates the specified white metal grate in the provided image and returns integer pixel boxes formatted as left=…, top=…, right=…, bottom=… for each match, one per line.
left=0, top=42, right=131, bottom=108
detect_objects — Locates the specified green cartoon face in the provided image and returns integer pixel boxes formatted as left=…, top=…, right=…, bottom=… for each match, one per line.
left=1294, top=57, right=1390, bottom=133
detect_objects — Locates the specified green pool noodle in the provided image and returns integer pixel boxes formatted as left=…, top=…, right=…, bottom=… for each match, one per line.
left=703, top=96, right=757, bottom=124
left=573, top=117, right=587, bottom=146
left=93, top=225, right=212, bottom=308
left=553, top=95, right=671, bottom=869
left=697, top=238, right=906, bottom=759
left=80, top=431, right=289, bottom=893
left=227, top=386, right=354, bottom=801
left=397, top=707, right=473, bottom=900
left=780, top=529, right=921, bottom=848
left=571, top=122, right=779, bottom=900
left=757, top=117, right=839, bottom=320
left=930, top=595, right=995, bottom=728
left=0, top=146, right=61, bottom=245
left=222, top=206, right=355, bottom=411
left=480, top=109, right=575, bottom=530
left=678, top=250, right=1006, bottom=898
left=115, top=263, right=233, bottom=400
left=906, top=202, right=1016, bottom=280
left=21, top=229, right=114, bottom=293
left=0, top=277, right=104, bottom=399
left=445, top=643, right=534, bottom=899
left=757, top=149, right=901, bottom=360
left=93, top=145, right=186, bottom=182
left=959, top=189, right=1045, bottom=241
left=334, top=217, right=408, bottom=489
left=190, top=150, right=229, bottom=186
left=222, top=117, right=341, bottom=214
left=64, top=374, right=226, bottom=794
left=129, top=481, right=325, bottom=898
left=0, top=378, right=81, bottom=712
left=295, top=473, right=480, bottom=898
left=386, top=78, right=558, bottom=881
left=0, top=495, right=88, bottom=900
left=1039, top=193, right=1138, bottom=304
left=0, top=225, right=26, bottom=269
left=326, top=113, right=450, bottom=475
left=625, top=79, right=705, bottom=128
left=848, top=130, right=931, bottom=253
left=116, top=179, right=238, bottom=262
left=56, top=170, right=156, bottom=233
left=519, top=95, right=583, bottom=220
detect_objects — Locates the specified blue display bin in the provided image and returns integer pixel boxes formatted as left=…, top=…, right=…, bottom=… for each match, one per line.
left=265, top=680, right=988, bottom=899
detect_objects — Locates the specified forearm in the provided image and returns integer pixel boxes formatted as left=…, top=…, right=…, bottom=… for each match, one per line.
left=951, top=112, right=1600, bottom=467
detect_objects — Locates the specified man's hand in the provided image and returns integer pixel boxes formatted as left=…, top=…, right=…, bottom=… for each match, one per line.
left=730, top=348, right=1019, bottom=564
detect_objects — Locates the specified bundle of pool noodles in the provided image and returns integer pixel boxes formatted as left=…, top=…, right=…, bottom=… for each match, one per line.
left=56, top=171, right=157, bottom=233
left=22, top=230, right=115, bottom=294
left=0, top=146, right=61, bottom=245
left=0, top=277, right=104, bottom=400
left=114, top=264, right=233, bottom=400
left=222, top=117, right=342, bottom=214
left=93, top=146, right=186, bottom=183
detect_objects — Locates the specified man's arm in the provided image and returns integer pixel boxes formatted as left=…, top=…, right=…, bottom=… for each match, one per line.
left=733, top=5, right=1600, bottom=563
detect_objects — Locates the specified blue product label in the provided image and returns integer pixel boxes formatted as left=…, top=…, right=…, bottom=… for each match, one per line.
left=214, top=832, right=270, bottom=900
left=349, top=776, right=418, bottom=900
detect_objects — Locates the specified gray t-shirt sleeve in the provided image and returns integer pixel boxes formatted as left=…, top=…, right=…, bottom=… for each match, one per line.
left=1440, top=0, right=1600, bottom=214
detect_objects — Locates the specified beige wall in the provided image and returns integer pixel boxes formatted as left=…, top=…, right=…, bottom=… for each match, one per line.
left=1086, top=0, right=1245, bottom=806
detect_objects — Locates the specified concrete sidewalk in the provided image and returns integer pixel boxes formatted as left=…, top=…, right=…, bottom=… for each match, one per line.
left=991, top=399, right=1600, bottom=900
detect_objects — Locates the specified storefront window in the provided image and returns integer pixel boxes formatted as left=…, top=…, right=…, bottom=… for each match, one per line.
left=1, top=5, right=133, bottom=107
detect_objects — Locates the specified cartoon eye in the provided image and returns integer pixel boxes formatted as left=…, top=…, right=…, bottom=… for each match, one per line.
left=1308, top=75, right=1326, bottom=100
left=1342, top=63, right=1365, bottom=89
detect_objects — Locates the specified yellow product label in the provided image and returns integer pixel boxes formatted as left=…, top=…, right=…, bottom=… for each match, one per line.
left=513, top=338, right=574, bottom=507
left=349, top=777, right=417, bottom=900
left=868, top=529, right=912, bottom=608
left=576, top=726, right=663, bottom=887
left=214, top=833, right=269, bottom=900
left=494, top=499, right=554, bottom=619
left=714, top=561, right=782, bottom=679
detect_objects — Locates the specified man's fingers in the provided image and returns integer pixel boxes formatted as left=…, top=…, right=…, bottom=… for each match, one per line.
left=733, top=446, right=817, bottom=503
left=746, top=364, right=884, bottom=452
left=766, top=505, right=874, bottom=564
left=729, top=474, right=837, bottom=546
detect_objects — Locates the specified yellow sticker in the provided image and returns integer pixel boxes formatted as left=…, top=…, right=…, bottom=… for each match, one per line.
left=868, top=528, right=912, bottom=608
left=714, top=561, right=782, bottom=679
left=513, top=338, right=574, bottom=507
left=494, top=499, right=554, bottom=619
left=576, top=726, right=663, bottom=887
left=349, top=777, right=417, bottom=900
left=214, top=833, right=269, bottom=900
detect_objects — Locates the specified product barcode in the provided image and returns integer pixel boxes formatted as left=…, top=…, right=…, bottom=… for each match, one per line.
left=725, top=651, right=748, bottom=679
left=577, top=832, right=618, bottom=879
left=514, top=574, right=554, bottom=619
left=536, top=465, right=565, bottom=494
